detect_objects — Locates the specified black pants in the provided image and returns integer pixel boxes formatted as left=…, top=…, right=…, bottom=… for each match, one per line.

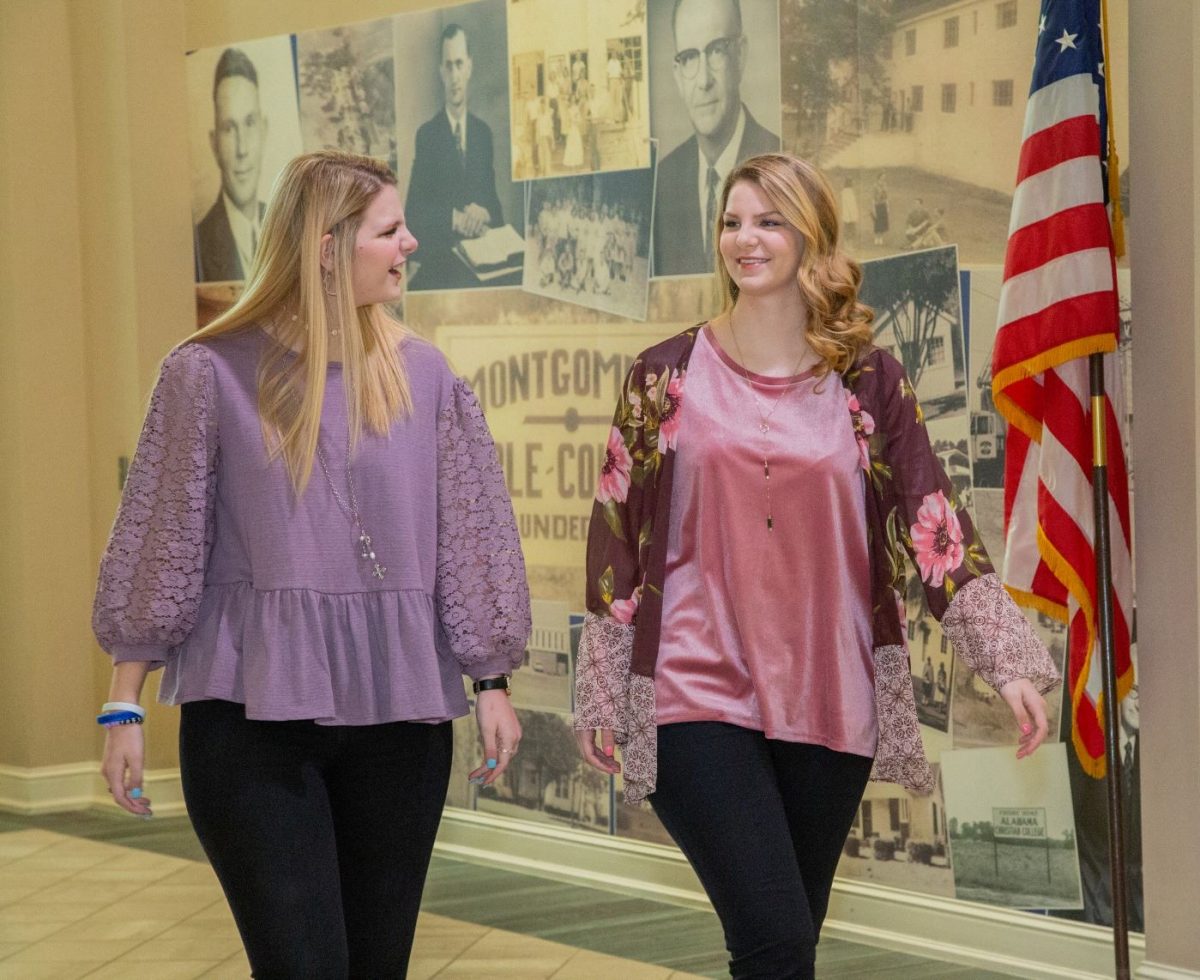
left=650, top=723, right=873, bottom=980
left=180, top=700, right=453, bottom=979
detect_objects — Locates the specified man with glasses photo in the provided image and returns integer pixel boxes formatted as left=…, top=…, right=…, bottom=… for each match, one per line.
left=652, top=0, right=779, bottom=277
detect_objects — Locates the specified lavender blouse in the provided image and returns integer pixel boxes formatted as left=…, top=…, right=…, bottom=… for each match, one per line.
left=655, top=328, right=878, bottom=757
left=92, top=328, right=531, bottom=725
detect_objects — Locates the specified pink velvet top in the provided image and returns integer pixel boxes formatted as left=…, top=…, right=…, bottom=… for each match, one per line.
left=654, top=327, right=879, bottom=758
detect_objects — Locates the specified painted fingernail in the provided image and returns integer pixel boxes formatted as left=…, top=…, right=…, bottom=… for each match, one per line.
left=603, top=746, right=614, bottom=757
left=486, top=758, right=497, bottom=769
left=130, top=787, right=143, bottom=799
left=1021, top=723, right=1032, bottom=734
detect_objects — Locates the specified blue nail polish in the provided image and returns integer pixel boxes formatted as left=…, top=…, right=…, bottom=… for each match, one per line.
left=486, top=758, right=497, bottom=769
left=130, top=787, right=142, bottom=800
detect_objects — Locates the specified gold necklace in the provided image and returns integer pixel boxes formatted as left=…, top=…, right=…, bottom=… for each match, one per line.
left=727, top=314, right=812, bottom=531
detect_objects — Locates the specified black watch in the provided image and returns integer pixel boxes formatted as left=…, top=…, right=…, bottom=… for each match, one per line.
left=472, top=675, right=511, bottom=696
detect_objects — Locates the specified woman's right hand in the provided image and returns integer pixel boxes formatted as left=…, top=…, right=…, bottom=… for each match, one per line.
left=101, top=725, right=153, bottom=817
left=575, top=727, right=621, bottom=776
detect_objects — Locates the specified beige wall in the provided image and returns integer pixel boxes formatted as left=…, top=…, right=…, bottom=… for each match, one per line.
left=1129, top=2, right=1200, bottom=973
left=0, top=0, right=1196, bottom=972
left=0, top=0, right=98, bottom=768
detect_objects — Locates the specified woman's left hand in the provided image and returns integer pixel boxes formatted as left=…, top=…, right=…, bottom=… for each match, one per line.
left=469, top=690, right=522, bottom=787
left=999, top=678, right=1049, bottom=759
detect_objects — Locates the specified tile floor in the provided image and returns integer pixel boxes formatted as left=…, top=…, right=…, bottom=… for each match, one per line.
left=0, top=826, right=704, bottom=979
left=0, top=811, right=1013, bottom=978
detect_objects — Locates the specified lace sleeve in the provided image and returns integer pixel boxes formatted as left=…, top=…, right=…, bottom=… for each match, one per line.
left=573, top=613, right=634, bottom=732
left=435, top=378, right=531, bottom=679
left=940, top=573, right=1061, bottom=695
left=92, top=344, right=218, bottom=666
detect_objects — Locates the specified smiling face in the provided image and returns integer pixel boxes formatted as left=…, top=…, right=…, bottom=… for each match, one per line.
left=719, top=179, right=804, bottom=298
left=439, top=30, right=472, bottom=114
left=345, top=185, right=418, bottom=307
left=210, top=75, right=266, bottom=211
left=672, top=0, right=745, bottom=144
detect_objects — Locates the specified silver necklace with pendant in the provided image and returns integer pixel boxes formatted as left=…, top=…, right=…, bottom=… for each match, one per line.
left=315, top=437, right=387, bottom=580
left=728, top=315, right=811, bottom=531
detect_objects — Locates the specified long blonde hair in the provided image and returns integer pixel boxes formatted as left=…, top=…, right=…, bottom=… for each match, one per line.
left=714, top=153, right=874, bottom=375
left=191, top=150, right=412, bottom=493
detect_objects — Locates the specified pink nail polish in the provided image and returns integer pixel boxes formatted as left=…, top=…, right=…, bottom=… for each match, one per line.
left=1021, top=723, right=1031, bottom=735
left=603, top=746, right=614, bottom=757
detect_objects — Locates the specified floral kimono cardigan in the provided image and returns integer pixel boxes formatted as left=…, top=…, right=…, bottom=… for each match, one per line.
left=575, top=325, right=1060, bottom=805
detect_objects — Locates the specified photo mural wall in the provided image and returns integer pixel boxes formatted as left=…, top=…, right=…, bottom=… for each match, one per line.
left=187, top=0, right=1135, bottom=930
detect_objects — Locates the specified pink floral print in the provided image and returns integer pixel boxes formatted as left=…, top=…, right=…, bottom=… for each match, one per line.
left=910, top=490, right=965, bottom=587
left=847, top=392, right=875, bottom=472
left=658, top=373, right=684, bottom=452
left=610, top=587, right=642, bottom=624
left=596, top=427, right=633, bottom=503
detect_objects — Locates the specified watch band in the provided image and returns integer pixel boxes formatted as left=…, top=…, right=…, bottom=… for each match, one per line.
left=472, top=676, right=511, bottom=696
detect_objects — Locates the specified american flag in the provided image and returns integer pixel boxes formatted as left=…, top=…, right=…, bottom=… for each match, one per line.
left=991, top=0, right=1133, bottom=778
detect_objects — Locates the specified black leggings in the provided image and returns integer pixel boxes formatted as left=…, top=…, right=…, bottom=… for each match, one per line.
left=650, top=723, right=873, bottom=980
left=179, top=700, right=453, bottom=979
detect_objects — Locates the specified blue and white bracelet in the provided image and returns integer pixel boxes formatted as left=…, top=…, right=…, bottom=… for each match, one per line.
left=97, top=701, right=146, bottom=728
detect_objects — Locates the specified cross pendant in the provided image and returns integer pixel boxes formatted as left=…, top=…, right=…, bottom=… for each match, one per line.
left=372, top=562, right=387, bottom=580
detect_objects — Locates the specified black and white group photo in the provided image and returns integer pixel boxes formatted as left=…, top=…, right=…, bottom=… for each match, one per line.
left=522, top=155, right=656, bottom=320
left=507, top=0, right=652, bottom=180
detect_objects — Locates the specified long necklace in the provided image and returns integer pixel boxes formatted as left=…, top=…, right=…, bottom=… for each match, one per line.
left=315, top=436, right=387, bottom=580
left=728, top=314, right=811, bottom=532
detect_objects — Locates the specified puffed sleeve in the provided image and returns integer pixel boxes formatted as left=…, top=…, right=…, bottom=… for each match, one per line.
left=435, top=377, right=531, bottom=679
left=92, top=343, right=218, bottom=667
left=874, top=353, right=1059, bottom=695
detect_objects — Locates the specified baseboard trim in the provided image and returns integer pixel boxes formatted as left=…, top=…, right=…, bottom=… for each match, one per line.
left=0, top=762, right=101, bottom=814
left=0, top=763, right=187, bottom=817
left=434, top=808, right=1147, bottom=980
left=1138, top=963, right=1200, bottom=980
left=1, top=767, right=1158, bottom=978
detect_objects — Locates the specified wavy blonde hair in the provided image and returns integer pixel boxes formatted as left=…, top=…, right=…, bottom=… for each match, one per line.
left=190, top=150, right=412, bottom=493
left=714, top=153, right=874, bottom=375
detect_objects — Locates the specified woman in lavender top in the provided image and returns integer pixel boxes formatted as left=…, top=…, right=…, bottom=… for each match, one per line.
left=93, top=150, right=530, bottom=978
left=574, top=154, right=1059, bottom=979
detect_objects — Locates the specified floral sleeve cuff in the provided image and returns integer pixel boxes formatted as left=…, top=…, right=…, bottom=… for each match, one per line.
left=871, top=644, right=937, bottom=795
left=573, top=614, right=659, bottom=805
left=940, top=573, right=1061, bottom=695
left=574, top=612, right=634, bottom=733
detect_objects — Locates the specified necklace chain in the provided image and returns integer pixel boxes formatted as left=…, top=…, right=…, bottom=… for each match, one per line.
left=315, top=437, right=387, bottom=579
left=727, top=313, right=812, bottom=532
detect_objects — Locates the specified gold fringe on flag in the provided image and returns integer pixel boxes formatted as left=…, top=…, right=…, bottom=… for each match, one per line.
left=1101, top=0, right=1126, bottom=257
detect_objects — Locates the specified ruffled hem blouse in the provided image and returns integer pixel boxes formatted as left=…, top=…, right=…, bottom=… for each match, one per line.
left=92, top=328, right=531, bottom=725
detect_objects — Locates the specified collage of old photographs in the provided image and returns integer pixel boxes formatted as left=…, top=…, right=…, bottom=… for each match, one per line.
left=188, top=0, right=1134, bottom=929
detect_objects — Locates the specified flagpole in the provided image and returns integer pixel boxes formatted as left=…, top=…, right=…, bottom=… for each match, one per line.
left=1088, top=352, right=1130, bottom=980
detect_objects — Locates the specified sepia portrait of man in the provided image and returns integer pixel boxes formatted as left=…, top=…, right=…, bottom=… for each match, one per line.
left=651, top=0, right=780, bottom=277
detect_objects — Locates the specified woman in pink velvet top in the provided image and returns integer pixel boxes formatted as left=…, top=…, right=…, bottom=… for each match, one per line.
left=93, top=151, right=530, bottom=978
left=573, top=154, right=1060, bottom=979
